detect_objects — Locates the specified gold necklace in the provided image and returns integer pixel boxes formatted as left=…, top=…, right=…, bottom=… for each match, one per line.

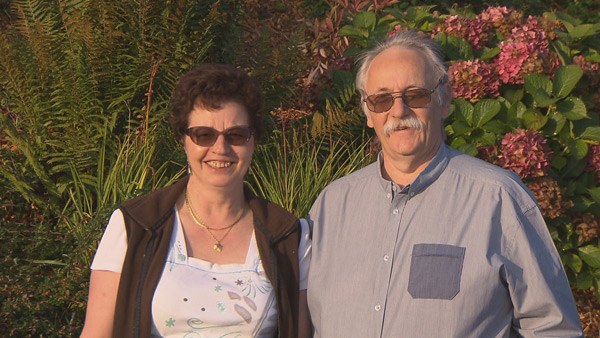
left=184, top=190, right=246, bottom=253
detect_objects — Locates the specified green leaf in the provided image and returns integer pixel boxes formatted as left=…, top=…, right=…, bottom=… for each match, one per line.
left=480, top=132, right=497, bottom=146
left=584, top=49, right=600, bottom=63
left=588, top=187, right=600, bottom=205
left=551, top=154, right=568, bottom=170
left=508, top=101, right=526, bottom=122
left=450, top=136, right=466, bottom=149
left=557, top=97, right=588, bottom=120
left=444, top=35, right=474, bottom=60
left=472, top=99, right=501, bottom=128
left=553, top=65, right=583, bottom=98
left=339, top=25, right=365, bottom=38
left=522, top=109, right=548, bottom=130
left=456, top=143, right=478, bottom=157
left=531, top=88, right=557, bottom=107
left=480, top=46, right=500, bottom=60
left=569, top=23, right=600, bottom=39
left=503, top=88, right=524, bottom=105
left=578, top=245, right=600, bottom=268
left=353, top=11, right=376, bottom=31
left=579, top=126, right=600, bottom=141
left=568, top=138, right=588, bottom=160
left=451, top=120, right=472, bottom=136
left=452, top=98, right=474, bottom=125
left=482, top=120, right=508, bottom=134
left=331, top=70, right=355, bottom=90
left=543, top=110, right=567, bottom=136
left=575, top=269, right=593, bottom=289
left=524, top=73, right=552, bottom=96
left=564, top=253, right=583, bottom=273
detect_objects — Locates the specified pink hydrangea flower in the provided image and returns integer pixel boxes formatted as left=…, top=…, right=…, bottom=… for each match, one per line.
left=493, top=41, right=533, bottom=84
left=432, top=15, right=489, bottom=50
left=449, top=60, right=501, bottom=102
left=574, top=55, right=600, bottom=72
left=495, top=16, right=560, bottom=82
left=506, top=16, right=550, bottom=49
left=585, top=144, right=600, bottom=184
left=476, top=6, right=522, bottom=38
left=498, top=129, right=553, bottom=179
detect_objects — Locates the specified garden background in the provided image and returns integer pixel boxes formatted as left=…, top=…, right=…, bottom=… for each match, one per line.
left=1, top=0, right=600, bottom=336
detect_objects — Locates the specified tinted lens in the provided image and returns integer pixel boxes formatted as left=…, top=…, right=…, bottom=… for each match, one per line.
left=403, top=89, right=431, bottom=108
left=367, top=94, right=394, bottom=113
left=223, top=127, right=252, bottom=145
left=186, top=126, right=252, bottom=146
left=366, top=89, right=433, bottom=113
left=187, top=127, right=218, bottom=146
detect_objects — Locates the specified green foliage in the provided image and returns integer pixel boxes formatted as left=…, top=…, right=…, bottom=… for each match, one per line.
left=2, top=0, right=600, bottom=335
left=0, top=0, right=241, bottom=335
left=247, top=130, right=376, bottom=218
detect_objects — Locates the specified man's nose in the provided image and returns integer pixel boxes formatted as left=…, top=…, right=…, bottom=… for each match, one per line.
left=387, top=96, right=411, bottom=118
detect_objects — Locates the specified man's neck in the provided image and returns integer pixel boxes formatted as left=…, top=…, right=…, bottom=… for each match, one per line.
left=380, top=143, right=441, bottom=187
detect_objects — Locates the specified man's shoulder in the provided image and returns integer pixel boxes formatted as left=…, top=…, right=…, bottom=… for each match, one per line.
left=324, top=161, right=379, bottom=191
left=444, top=146, right=535, bottom=203
left=446, top=147, right=519, bottom=182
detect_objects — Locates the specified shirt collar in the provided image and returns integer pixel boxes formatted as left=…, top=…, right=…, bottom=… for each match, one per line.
left=377, top=143, right=450, bottom=198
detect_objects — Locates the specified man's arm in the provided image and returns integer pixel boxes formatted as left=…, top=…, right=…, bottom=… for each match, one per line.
left=507, top=206, right=583, bottom=337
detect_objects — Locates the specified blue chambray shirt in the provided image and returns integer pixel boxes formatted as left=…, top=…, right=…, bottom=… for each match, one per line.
left=306, top=143, right=583, bottom=338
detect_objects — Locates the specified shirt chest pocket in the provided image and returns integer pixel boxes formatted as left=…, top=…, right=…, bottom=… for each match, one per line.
left=408, top=243, right=466, bottom=300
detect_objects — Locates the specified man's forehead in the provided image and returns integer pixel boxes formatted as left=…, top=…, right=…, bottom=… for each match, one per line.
left=365, top=49, right=432, bottom=91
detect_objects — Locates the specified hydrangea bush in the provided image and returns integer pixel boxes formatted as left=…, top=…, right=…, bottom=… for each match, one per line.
left=328, top=3, right=600, bottom=299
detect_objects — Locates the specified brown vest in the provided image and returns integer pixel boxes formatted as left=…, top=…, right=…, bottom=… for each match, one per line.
left=112, top=176, right=302, bottom=337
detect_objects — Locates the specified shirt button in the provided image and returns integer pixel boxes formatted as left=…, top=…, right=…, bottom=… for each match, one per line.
left=383, top=255, right=389, bottom=261
left=375, top=304, right=381, bottom=311
left=386, top=193, right=391, bottom=199
left=393, top=209, right=399, bottom=215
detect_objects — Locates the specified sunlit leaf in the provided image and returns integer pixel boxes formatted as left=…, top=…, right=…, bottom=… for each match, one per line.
left=557, top=97, right=588, bottom=120
left=579, top=245, right=600, bottom=268
left=553, top=65, right=583, bottom=98
left=473, top=99, right=501, bottom=128
left=564, top=253, right=583, bottom=273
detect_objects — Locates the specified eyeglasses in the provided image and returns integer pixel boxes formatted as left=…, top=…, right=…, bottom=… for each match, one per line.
left=185, top=126, right=254, bottom=146
left=364, top=80, right=442, bottom=113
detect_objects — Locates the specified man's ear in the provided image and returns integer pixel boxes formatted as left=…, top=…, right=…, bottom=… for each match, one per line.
left=366, top=115, right=374, bottom=128
left=362, top=97, right=374, bottom=128
left=441, top=82, right=453, bottom=119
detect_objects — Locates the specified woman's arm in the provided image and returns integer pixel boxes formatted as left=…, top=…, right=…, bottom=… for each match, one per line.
left=298, top=289, right=312, bottom=338
left=79, top=270, right=121, bottom=338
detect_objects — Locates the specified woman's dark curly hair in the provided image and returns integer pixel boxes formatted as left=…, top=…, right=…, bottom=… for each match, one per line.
left=170, top=64, right=264, bottom=142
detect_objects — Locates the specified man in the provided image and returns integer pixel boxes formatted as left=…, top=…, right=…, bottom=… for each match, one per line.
left=306, top=31, right=583, bottom=337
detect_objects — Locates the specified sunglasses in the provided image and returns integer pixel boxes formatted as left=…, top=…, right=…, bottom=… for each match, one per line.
left=364, top=80, right=442, bottom=113
left=185, top=126, right=254, bottom=147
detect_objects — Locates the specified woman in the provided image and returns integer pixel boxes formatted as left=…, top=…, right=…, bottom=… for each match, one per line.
left=80, top=64, right=311, bottom=338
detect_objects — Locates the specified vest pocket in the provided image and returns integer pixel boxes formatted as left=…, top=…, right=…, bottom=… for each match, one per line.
left=408, top=243, right=466, bottom=300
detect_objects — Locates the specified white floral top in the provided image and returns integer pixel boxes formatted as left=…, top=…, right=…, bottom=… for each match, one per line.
left=91, top=208, right=311, bottom=338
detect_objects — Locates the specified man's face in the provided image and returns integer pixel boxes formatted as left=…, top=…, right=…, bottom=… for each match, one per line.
left=364, top=46, right=449, bottom=172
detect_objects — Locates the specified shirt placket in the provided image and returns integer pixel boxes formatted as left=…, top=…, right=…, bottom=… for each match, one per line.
left=371, top=182, right=409, bottom=337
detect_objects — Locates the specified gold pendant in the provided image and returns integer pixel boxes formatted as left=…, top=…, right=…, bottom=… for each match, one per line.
left=213, top=243, right=223, bottom=252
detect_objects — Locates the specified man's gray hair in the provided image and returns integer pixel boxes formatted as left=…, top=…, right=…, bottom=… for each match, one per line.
left=355, top=31, right=451, bottom=117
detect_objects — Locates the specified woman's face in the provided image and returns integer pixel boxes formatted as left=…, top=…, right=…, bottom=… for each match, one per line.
left=184, top=101, right=255, bottom=191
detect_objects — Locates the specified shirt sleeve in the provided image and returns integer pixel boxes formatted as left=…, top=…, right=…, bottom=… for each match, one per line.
left=506, top=205, right=583, bottom=337
left=90, top=209, right=128, bottom=273
left=298, top=218, right=312, bottom=290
